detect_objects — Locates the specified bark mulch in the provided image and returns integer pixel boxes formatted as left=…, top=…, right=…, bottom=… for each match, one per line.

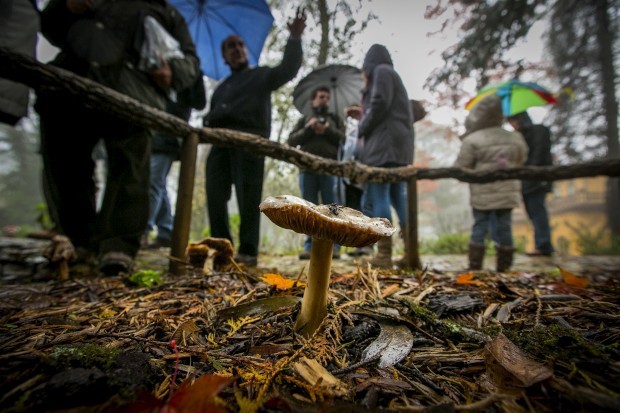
left=0, top=236, right=619, bottom=412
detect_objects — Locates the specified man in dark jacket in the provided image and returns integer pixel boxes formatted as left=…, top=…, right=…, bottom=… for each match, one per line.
left=202, top=10, right=306, bottom=267
left=36, top=0, right=200, bottom=275
left=287, top=85, right=345, bottom=260
left=507, top=111, right=554, bottom=256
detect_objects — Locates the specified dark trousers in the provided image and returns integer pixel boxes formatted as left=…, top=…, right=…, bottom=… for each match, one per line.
left=206, top=146, right=264, bottom=256
left=523, top=189, right=554, bottom=254
left=37, top=97, right=150, bottom=258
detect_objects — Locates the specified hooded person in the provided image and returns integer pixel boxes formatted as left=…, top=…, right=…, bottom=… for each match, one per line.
left=507, top=110, right=554, bottom=256
left=357, top=44, right=414, bottom=268
left=454, top=94, right=528, bottom=272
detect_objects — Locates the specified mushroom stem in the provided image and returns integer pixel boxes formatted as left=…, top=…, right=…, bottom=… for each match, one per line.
left=295, top=237, right=333, bottom=336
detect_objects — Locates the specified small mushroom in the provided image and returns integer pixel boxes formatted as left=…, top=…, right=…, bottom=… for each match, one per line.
left=43, top=235, right=77, bottom=281
left=260, top=195, right=396, bottom=336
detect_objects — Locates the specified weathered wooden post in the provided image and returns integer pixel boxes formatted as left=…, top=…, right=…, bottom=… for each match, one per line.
left=405, top=176, right=421, bottom=269
left=169, top=132, right=199, bottom=275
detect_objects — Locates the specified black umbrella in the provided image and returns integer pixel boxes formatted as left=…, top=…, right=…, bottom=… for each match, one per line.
left=293, top=64, right=364, bottom=119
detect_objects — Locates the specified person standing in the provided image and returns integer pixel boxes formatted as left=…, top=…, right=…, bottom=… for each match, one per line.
left=0, top=0, right=39, bottom=126
left=202, top=10, right=306, bottom=267
left=357, top=44, right=414, bottom=268
left=455, top=94, right=528, bottom=272
left=287, top=86, right=345, bottom=260
left=507, top=111, right=554, bottom=257
left=36, top=0, right=200, bottom=275
left=143, top=73, right=206, bottom=249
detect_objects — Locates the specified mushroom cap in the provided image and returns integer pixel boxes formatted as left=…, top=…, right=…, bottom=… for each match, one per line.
left=260, top=195, right=396, bottom=248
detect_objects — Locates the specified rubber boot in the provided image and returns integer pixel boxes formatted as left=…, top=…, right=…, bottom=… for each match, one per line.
left=496, top=245, right=515, bottom=272
left=468, top=242, right=485, bottom=270
left=370, top=237, right=392, bottom=268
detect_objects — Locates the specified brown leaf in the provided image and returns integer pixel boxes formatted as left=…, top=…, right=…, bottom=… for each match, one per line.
left=558, top=266, right=589, bottom=288
left=485, top=333, right=553, bottom=389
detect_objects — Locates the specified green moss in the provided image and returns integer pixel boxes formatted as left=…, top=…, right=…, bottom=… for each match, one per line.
left=504, top=324, right=607, bottom=363
left=400, top=297, right=486, bottom=343
left=48, top=343, right=120, bottom=371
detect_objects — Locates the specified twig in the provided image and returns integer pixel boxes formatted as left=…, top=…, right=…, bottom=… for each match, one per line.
left=330, top=354, right=380, bottom=375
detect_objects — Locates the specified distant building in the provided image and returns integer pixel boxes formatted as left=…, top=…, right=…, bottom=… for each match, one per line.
left=512, top=176, right=608, bottom=256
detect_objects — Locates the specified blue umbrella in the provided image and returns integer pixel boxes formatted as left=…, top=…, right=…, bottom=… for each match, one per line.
left=170, top=0, right=274, bottom=80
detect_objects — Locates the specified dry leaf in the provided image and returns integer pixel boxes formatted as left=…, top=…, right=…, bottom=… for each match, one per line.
left=558, top=266, right=589, bottom=288
left=293, top=357, right=349, bottom=396
left=261, top=273, right=305, bottom=290
left=456, top=272, right=485, bottom=286
left=485, top=333, right=553, bottom=389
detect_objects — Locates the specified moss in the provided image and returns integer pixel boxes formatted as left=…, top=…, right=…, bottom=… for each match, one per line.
left=48, top=344, right=120, bottom=372
left=504, top=324, right=608, bottom=364
left=400, top=297, right=486, bottom=343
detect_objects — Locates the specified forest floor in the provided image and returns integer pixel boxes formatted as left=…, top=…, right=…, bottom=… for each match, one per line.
left=0, top=236, right=619, bottom=412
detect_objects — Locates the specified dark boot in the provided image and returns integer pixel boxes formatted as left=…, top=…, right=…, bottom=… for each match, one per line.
left=370, top=237, right=392, bottom=268
left=496, top=245, right=515, bottom=272
left=468, top=242, right=485, bottom=270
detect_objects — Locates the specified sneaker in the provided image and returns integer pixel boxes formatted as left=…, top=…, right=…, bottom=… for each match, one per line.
left=234, top=253, right=258, bottom=266
left=298, top=251, right=311, bottom=260
left=98, top=251, right=133, bottom=276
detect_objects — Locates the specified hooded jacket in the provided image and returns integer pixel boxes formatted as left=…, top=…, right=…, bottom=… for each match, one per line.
left=454, top=94, right=528, bottom=210
left=357, top=44, right=413, bottom=167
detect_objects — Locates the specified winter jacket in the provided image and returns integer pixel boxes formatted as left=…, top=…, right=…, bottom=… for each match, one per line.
left=40, top=0, right=199, bottom=110
left=203, top=38, right=302, bottom=139
left=454, top=94, right=528, bottom=210
left=287, top=112, right=345, bottom=161
left=357, top=44, right=413, bottom=167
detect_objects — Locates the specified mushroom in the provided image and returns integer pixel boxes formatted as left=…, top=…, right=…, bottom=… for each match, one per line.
left=259, top=195, right=396, bottom=336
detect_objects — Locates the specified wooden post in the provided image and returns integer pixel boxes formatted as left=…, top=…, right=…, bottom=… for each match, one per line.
left=169, top=132, right=199, bottom=275
left=405, top=176, right=421, bottom=269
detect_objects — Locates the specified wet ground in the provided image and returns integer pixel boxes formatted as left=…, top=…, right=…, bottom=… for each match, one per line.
left=2, top=236, right=619, bottom=281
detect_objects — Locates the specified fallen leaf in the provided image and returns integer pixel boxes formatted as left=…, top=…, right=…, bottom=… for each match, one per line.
left=293, top=357, right=349, bottom=396
left=456, top=272, right=485, bottom=286
left=261, top=273, right=305, bottom=290
left=558, top=266, right=589, bottom=288
left=361, top=322, right=414, bottom=368
left=485, top=333, right=553, bottom=389
left=121, top=374, right=233, bottom=413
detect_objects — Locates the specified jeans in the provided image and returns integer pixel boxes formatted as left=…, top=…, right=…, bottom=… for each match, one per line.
left=362, top=181, right=407, bottom=225
left=471, top=209, right=513, bottom=246
left=299, top=171, right=339, bottom=253
left=523, top=189, right=554, bottom=254
left=147, top=151, right=175, bottom=240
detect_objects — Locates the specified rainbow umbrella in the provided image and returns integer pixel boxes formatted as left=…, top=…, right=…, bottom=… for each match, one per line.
left=465, top=79, right=559, bottom=116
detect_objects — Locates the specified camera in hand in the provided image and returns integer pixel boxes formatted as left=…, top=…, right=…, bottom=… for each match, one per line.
left=313, top=105, right=328, bottom=124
